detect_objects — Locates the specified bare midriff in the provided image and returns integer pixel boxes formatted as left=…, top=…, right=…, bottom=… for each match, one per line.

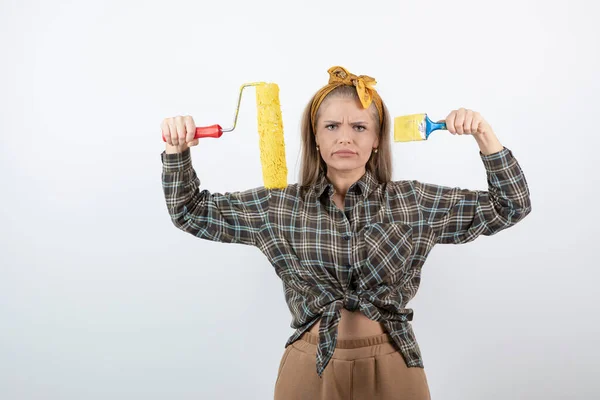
left=308, top=309, right=386, bottom=338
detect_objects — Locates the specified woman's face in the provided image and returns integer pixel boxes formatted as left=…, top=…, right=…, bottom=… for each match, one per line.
left=315, top=96, right=379, bottom=176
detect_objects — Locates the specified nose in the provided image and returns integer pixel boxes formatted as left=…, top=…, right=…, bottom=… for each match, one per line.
left=337, top=124, right=353, bottom=144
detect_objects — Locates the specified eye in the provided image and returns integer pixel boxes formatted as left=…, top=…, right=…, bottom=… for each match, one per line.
left=354, top=125, right=366, bottom=132
left=325, top=124, right=337, bottom=131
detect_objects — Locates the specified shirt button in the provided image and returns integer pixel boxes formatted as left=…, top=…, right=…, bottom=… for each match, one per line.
left=343, top=235, right=351, bottom=241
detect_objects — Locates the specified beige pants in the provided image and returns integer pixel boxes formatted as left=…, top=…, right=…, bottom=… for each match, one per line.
left=274, top=331, right=431, bottom=400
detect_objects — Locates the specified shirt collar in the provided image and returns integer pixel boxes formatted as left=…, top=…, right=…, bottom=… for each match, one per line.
left=314, top=169, right=379, bottom=199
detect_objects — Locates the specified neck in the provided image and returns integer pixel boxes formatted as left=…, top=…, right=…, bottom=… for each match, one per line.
left=326, top=167, right=366, bottom=196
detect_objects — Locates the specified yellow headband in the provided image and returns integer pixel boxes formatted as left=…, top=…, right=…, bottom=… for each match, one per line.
left=310, top=66, right=384, bottom=132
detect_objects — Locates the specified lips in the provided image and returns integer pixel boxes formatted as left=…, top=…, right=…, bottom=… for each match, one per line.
left=333, top=150, right=357, bottom=155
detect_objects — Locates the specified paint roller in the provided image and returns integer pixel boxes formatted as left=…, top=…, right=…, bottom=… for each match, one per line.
left=162, top=82, right=287, bottom=189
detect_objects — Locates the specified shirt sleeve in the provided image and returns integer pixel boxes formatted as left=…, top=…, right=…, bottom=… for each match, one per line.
left=412, top=147, right=532, bottom=244
left=161, top=148, right=271, bottom=246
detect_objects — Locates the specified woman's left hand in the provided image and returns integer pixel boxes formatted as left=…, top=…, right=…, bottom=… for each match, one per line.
left=442, top=108, right=494, bottom=137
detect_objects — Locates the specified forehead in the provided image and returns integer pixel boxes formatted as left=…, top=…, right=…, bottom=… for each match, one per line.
left=318, top=97, right=374, bottom=120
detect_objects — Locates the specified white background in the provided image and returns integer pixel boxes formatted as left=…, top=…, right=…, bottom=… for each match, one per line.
left=1, top=0, right=599, bottom=399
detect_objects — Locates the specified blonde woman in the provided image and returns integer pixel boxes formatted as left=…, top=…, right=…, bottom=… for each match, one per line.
left=160, top=66, right=531, bottom=400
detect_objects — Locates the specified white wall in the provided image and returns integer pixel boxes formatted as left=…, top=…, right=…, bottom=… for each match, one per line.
left=1, top=0, right=598, bottom=399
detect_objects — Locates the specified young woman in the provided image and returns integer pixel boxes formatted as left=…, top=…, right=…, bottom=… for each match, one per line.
left=160, top=66, right=531, bottom=400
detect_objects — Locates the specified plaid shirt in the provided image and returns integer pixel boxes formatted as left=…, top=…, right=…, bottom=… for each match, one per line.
left=161, top=146, right=531, bottom=377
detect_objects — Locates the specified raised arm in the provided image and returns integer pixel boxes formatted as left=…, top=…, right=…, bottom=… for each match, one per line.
left=161, top=148, right=270, bottom=246
left=412, top=147, right=531, bottom=244
left=160, top=115, right=270, bottom=246
left=412, top=108, right=531, bottom=244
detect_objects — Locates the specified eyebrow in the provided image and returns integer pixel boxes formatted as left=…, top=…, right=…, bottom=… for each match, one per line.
left=323, top=120, right=369, bottom=125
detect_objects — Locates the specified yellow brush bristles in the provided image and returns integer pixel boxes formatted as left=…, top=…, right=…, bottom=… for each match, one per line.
left=394, top=113, right=427, bottom=142
left=254, top=83, right=287, bottom=189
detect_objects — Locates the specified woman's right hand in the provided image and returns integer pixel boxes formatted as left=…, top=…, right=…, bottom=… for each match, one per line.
left=161, top=115, right=200, bottom=154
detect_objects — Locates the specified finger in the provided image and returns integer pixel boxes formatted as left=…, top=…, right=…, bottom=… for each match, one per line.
left=161, top=119, right=171, bottom=144
left=184, top=116, right=196, bottom=143
left=446, top=112, right=456, bottom=134
left=175, top=116, right=187, bottom=145
left=471, top=114, right=482, bottom=134
left=475, top=113, right=487, bottom=134
left=455, top=108, right=466, bottom=134
left=168, top=119, right=178, bottom=146
left=164, top=119, right=175, bottom=146
left=463, top=110, right=474, bottom=134
left=187, top=139, right=199, bottom=147
left=479, top=120, right=492, bottom=135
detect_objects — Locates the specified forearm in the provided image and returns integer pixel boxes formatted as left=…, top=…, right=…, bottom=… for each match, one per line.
left=160, top=148, right=269, bottom=245
left=474, top=130, right=504, bottom=155
left=161, top=149, right=198, bottom=222
left=417, top=144, right=532, bottom=244
left=161, top=151, right=226, bottom=241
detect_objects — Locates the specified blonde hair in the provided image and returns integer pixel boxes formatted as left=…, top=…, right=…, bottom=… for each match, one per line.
left=299, top=85, right=393, bottom=187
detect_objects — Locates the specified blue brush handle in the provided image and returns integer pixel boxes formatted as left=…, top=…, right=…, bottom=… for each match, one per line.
left=425, top=115, right=447, bottom=139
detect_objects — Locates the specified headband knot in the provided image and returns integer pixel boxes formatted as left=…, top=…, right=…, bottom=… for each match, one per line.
left=327, top=66, right=378, bottom=109
left=311, top=66, right=383, bottom=132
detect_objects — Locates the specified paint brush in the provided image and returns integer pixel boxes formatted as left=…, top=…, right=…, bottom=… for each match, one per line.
left=394, top=113, right=447, bottom=142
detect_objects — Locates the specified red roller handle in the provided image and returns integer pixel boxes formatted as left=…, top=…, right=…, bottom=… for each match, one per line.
left=162, top=124, right=223, bottom=142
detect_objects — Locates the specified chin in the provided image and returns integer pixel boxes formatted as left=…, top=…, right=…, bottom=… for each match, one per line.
left=328, top=160, right=366, bottom=172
